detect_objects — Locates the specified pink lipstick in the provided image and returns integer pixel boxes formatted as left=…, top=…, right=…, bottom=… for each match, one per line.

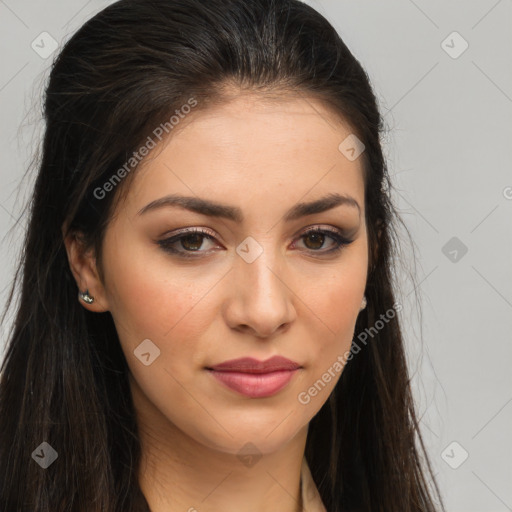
left=206, top=356, right=300, bottom=398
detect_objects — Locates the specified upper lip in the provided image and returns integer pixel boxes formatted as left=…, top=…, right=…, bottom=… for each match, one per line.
left=207, top=356, right=301, bottom=374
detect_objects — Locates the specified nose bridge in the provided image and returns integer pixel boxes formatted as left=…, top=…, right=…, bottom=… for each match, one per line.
left=228, top=234, right=294, bottom=336
left=236, top=234, right=284, bottom=299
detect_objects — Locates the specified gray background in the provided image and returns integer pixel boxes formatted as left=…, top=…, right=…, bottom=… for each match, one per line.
left=0, top=1, right=511, bottom=510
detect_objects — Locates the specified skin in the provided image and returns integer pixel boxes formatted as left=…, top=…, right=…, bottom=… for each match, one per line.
left=64, top=91, right=368, bottom=512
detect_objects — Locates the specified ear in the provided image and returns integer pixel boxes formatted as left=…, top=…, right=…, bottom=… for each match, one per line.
left=62, top=225, right=110, bottom=312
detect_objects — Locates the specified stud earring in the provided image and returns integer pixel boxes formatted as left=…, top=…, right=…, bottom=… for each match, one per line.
left=78, top=289, right=94, bottom=304
left=360, top=295, right=367, bottom=311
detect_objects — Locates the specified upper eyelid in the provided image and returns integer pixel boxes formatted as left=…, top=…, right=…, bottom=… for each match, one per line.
left=162, top=224, right=348, bottom=240
left=301, top=225, right=344, bottom=234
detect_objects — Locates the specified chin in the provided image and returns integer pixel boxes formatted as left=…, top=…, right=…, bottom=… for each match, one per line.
left=188, top=417, right=307, bottom=457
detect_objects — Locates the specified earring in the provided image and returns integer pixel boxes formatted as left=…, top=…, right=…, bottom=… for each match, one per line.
left=79, top=289, right=94, bottom=304
left=360, top=295, right=367, bottom=311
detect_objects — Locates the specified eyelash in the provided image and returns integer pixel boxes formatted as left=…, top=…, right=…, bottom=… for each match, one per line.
left=156, top=226, right=354, bottom=259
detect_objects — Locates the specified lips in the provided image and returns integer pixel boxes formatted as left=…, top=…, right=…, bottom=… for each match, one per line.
left=208, top=356, right=301, bottom=373
left=206, top=356, right=301, bottom=398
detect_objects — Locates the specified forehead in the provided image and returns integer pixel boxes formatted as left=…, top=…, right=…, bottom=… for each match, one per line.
left=120, top=93, right=365, bottom=218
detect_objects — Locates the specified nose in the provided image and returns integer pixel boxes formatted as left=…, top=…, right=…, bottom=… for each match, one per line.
left=222, top=244, right=296, bottom=339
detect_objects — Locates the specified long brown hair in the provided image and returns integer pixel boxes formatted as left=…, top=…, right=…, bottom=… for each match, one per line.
left=0, top=0, right=445, bottom=510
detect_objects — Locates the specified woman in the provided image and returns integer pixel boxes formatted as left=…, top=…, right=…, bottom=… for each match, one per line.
left=0, top=0, right=445, bottom=511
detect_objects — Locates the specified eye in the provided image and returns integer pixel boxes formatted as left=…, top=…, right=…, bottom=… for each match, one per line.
left=157, top=228, right=219, bottom=257
left=292, top=226, right=354, bottom=255
left=157, top=226, right=354, bottom=259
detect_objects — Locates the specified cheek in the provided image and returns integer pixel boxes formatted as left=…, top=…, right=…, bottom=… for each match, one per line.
left=103, top=254, right=218, bottom=425
left=319, top=282, right=360, bottom=333
left=297, top=264, right=365, bottom=397
left=103, top=250, right=226, bottom=399
left=303, top=266, right=365, bottom=342
left=102, top=230, right=210, bottom=337
left=292, top=235, right=368, bottom=338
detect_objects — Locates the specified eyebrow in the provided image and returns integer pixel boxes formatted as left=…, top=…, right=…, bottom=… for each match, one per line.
left=137, top=192, right=361, bottom=222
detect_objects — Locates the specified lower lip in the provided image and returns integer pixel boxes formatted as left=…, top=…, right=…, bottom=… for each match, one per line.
left=207, top=369, right=298, bottom=398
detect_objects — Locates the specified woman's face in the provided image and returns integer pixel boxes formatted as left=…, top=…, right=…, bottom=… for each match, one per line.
left=87, top=93, right=368, bottom=456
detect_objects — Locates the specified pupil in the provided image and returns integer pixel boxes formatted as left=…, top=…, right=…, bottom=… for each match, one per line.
left=305, top=233, right=324, bottom=250
left=182, top=234, right=203, bottom=251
